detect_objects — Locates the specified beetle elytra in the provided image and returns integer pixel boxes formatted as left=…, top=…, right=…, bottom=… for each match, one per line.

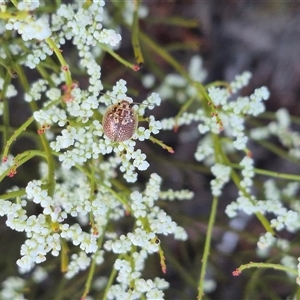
left=102, top=100, right=138, bottom=142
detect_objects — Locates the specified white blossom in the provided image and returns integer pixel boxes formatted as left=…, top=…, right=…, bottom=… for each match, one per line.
left=210, top=163, right=231, bottom=196
left=0, top=277, right=26, bottom=300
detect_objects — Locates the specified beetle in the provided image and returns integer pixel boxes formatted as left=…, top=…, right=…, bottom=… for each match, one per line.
left=102, top=100, right=138, bottom=142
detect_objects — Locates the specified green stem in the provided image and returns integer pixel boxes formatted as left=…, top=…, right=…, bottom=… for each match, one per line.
left=1, top=61, right=56, bottom=193
left=148, top=16, right=199, bottom=27
left=0, top=10, right=28, bottom=20
left=0, top=189, right=26, bottom=200
left=1, top=72, right=12, bottom=146
left=214, top=136, right=275, bottom=235
left=0, top=150, right=47, bottom=182
left=2, top=67, right=56, bottom=196
left=164, top=246, right=197, bottom=288
left=149, top=136, right=174, bottom=153
left=205, top=81, right=230, bottom=89
left=82, top=0, right=93, bottom=9
left=257, top=140, right=300, bottom=166
left=138, top=30, right=221, bottom=126
left=226, top=159, right=275, bottom=235
left=139, top=30, right=190, bottom=81
left=230, top=163, right=300, bottom=181
left=102, top=255, right=121, bottom=300
left=131, top=0, right=144, bottom=67
left=2, top=116, right=35, bottom=159
left=99, top=43, right=138, bottom=70
left=174, top=95, right=196, bottom=129
left=37, top=64, right=56, bottom=87
left=139, top=29, right=209, bottom=108
left=2, top=97, right=60, bottom=159
left=0, top=57, right=18, bottom=78
left=60, top=238, right=69, bottom=273
left=164, top=42, right=200, bottom=52
left=72, top=163, right=130, bottom=210
left=197, top=196, right=218, bottom=300
left=39, top=133, right=56, bottom=197
left=82, top=223, right=107, bottom=299
left=14, top=62, right=30, bottom=92
left=10, top=0, right=18, bottom=7
left=82, top=252, right=98, bottom=299
left=260, top=111, right=300, bottom=126
left=45, top=38, right=72, bottom=87
left=236, top=261, right=298, bottom=276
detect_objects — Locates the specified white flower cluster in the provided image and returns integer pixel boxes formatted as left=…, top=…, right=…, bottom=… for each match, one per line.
left=32, top=84, right=67, bottom=127
left=24, top=42, right=54, bottom=69
left=24, top=78, right=67, bottom=130
left=53, top=2, right=117, bottom=97
left=160, top=71, right=270, bottom=169
left=99, top=79, right=128, bottom=105
left=34, top=106, right=67, bottom=128
left=104, top=173, right=189, bottom=250
left=0, top=158, right=192, bottom=280
left=0, top=78, right=18, bottom=115
left=0, top=276, right=26, bottom=300
left=226, top=177, right=300, bottom=234
left=5, top=13, right=51, bottom=42
left=257, top=232, right=290, bottom=257
left=0, top=197, right=53, bottom=272
left=55, top=2, right=121, bottom=55
left=0, top=167, right=112, bottom=273
left=65, top=252, right=91, bottom=279
left=161, top=110, right=204, bottom=131
left=65, top=249, right=104, bottom=279
left=0, top=1, right=201, bottom=298
left=17, top=1, right=40, bottom=12
left=230, top=71, right=252, bottom=93
left=210, top=163, right=231, bottom=196
left=2, top=1, right=121, bottom=70
left=24, top=79, right=47, bottom=102
left=194, top=135, right=214, bottom=162
left=257, top=233, right=299, bottom=284
left=102, top=173, right=191, bottom=298
left=257, top=232, right=276, bottom=252
left=281, top=256, right=298, bottom=279
left=32, top=266, right=48, bottom=283
left=121, top=0, right=149, bottom=24
left=157, top=55, right=207, bottom=102
left=0, top=155, right=14, bottom=175
left=251, top=108, right=300, bottom=159
left=66, top=88, right=100, bottom=121
left=108, top=256, right=169, bottom=300
left=3, top=0, right=49, bottom=45
left=46, top=80, right=162, bottom=182
left=159, top=189, right=194, bottom=201
left=239, top=156, right=255, bottom=191
left=209, top=73, right=270, bottom=151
